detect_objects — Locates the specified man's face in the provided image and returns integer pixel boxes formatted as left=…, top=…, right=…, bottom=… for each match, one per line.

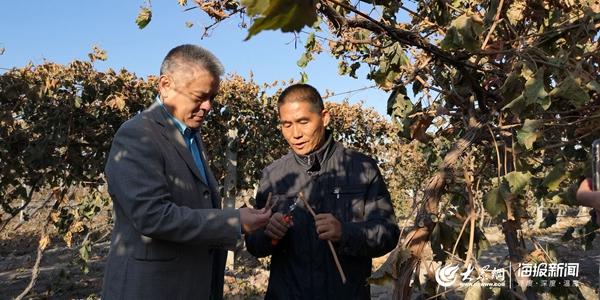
left=279, top=100, right=330, bottom=156
left=159, top=67, right=219, bottom=129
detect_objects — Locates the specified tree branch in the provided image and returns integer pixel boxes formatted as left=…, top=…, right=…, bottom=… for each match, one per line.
left=322, top=0, right=479, bottom=71
left=320, top=0, right=497, bottom=111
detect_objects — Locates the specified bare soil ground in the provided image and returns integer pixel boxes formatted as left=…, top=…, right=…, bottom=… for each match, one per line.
left=1, top=208, right=600, bottom=299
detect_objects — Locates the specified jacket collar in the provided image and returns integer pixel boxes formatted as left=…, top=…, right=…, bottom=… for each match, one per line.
left=155, top=97, right=199, bottom=138
left=143, top=101, right=205, bottom=185
left=293, top=130, right=335, bottom=174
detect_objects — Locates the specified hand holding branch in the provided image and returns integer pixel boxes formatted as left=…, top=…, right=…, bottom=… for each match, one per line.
left=298, top=192, right=347, bottom=284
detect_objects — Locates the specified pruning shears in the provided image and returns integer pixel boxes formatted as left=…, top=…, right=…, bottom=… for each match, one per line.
left=271, top=197, right=299, bottom=246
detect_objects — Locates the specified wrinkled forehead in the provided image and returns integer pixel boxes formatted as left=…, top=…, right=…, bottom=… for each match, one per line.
left=171, top=67, right=220, bottom=92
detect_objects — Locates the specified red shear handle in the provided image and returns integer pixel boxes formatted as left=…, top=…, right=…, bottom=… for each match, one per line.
left=271, top=214, right=292, bottom=246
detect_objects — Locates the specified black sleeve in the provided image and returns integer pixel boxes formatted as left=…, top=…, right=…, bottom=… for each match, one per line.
left=338, top=162, right=400, bottom=257
left=244, top=169, right=276, bottom=257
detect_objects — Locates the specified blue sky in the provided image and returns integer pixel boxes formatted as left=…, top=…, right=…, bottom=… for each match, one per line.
left=0, top=0, right=390, bottom=115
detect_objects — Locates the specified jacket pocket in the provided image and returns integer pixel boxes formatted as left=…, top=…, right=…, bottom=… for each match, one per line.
left=332, top=185, right=367, bottom=222
left=124, top=256, right=182, bottom=299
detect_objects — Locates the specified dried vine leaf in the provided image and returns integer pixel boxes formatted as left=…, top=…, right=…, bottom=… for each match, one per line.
left=549, top=76, right=590, bottom=108
left=368, top=247, right=411, bottom=286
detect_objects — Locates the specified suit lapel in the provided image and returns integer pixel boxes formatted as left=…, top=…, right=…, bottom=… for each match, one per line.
left=145, top=103, right=205, bottom=185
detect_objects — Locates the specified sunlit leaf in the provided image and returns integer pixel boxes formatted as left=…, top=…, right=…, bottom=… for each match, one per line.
left=516, top=119, right=543, bottom=150
left=523, top=68, right=548, bottom=105
left=135, top=6, right=152, bottom=29
left=542, top=163, right=567, bottom=191
left=242, top=0, right=270, bottom=16
left=387, top=86, right=413, bottom=120
left=297, top=53, right=310, bottom=68
left=505, top=171, right=532, bottom=194
left=305, top=31, right=316, bottom=49
left=506, top=1, right=526, bottom=24
left=39, top=235, right=50, bottom=251
left=244, top=0, right=318, bottom=40
left=549, top=76, right=590, bottom=108
left=440, top=14, right=484, bottom=50
left=88, top=45, right=107, bottom=62
left=484, top=186, right=508, bottom=217
left=300, top=71, right=308, bottom=83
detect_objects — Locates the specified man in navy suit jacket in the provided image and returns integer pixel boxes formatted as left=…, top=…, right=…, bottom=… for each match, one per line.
left=102, top=44, right=271, bottom=300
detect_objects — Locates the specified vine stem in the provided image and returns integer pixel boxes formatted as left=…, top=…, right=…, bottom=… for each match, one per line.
left=481, top=0, right=505, bottom=50
left=14, top=198, right=56, bottom=300
left=14, top=237, right=45, bottom=300
left=463, top=154, right=477, bottom=266
left=298, top=192, right=347, bottom=284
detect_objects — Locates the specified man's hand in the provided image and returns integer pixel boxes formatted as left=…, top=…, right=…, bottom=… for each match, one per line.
left=240, top=207, right=271, bottom=234
left=576, top=178, right=600, bottom=225
left=315, top=213, right=342, bottom=242
left=264, top=212, right=293, bottom=240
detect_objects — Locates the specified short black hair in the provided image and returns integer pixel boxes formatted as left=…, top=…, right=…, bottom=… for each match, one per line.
left=278, top=83, right=324, bottom=113
left=160, top=44, right=224, bottom=79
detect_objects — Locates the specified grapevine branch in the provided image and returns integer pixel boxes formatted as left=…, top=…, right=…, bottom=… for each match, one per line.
left=298, top=192, right=347, bottom=284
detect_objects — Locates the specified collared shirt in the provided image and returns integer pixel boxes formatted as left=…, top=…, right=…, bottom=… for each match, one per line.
left=156, top=97, right=208, bottom=184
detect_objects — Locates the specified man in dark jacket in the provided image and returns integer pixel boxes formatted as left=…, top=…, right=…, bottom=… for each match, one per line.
left=245, top=84, right=400, bottom=299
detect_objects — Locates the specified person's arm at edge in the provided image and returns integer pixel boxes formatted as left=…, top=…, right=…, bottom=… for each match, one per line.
left=576, top=178, right=600, bottom=224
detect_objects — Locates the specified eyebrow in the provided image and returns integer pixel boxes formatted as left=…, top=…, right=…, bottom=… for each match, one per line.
left=280, top=116, right=309, bottom=123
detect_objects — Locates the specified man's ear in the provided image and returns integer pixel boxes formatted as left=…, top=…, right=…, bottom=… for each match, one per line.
left=322, top=109, right=331, bottom=127
left=158, top=75, right=172, bottom=99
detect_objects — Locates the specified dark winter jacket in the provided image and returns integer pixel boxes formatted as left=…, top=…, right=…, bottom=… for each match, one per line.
left=245, top=134, right=400, bottom=300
